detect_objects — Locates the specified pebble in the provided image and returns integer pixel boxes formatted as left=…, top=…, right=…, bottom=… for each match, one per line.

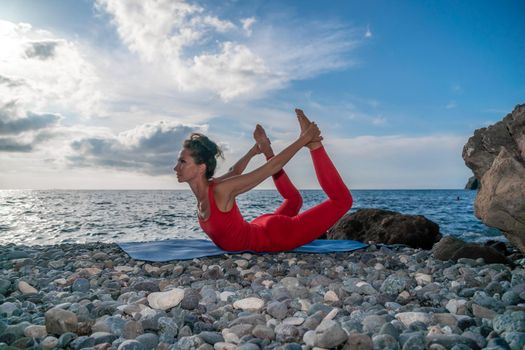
left=233, top=297, right=265, bottom=312
left=0, top=241, right=523, bottom=349
left=18, top=280, right=38, bottom=294
left=147, top=288, right=185, bottom=310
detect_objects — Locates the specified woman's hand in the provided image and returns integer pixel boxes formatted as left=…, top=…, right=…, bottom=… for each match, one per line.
left=300, top=121, right=322, bottom=145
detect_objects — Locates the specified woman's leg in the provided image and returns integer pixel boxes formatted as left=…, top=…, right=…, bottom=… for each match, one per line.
left=268, top=160, right=302, bottom=217
left=257, top=146, right=352, bottom=252
left=254, top=124, right=302, bottom=217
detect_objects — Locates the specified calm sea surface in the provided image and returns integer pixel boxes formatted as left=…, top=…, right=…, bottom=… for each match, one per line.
left=0, top=189, right=503, bottom=246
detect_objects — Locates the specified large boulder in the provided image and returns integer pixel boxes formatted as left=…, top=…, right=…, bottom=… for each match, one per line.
left=325, top=208, right=441, bottom=249
left=462, top=103, right=525, bottom=254
left=432, top=236, right=510, bottom=264
left=464, top=176, right=480, bottom=190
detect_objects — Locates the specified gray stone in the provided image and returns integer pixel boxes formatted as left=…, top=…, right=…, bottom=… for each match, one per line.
left=502, top=291, right=521, bottom=305
left=251, top=325, right=275, bottom=340
left=402, top=333, right=425, bottom=350
left=198, top=331, right=224, bottom=345
left=267, top=301, right=288, bottom=320
left=363, top=315, right=387, bottom=334
left=381, top=275, right=408, bottom=294
left=177, top=335, right=205, bottom=350
left=315, top=320, right=348, bottom=348
left=70, top=335, right=95, bottom=350
left=426, top=334, right=479, bottom=349
left=0, top=302, right=18, bottom=317
left=372, top=334, right=400, bottom=350
left=0, top=279, right=11, bottom=295
left=275, top=324, right=300, bottom=343
left=117, top=339, right=146, bottom=350
left=346, top=333, right=373, bottom=350
left=493, top=311, right=525, bottom=334
left=158, top=317, right=178, bottom=344
left=57, top=332, right=77, bottom=348
left=380, top=322, right=400, bottom=340
left=135, top=333, right=159, bottom=349
left=181, top=289, right=200, bottom=310
left=503, top=332, right=525, bottom=350
left=90, top=332, right=118, bottom=345
left=72, top=278, right=90, bottom=293
left=45, top=308, right=78, bottom=335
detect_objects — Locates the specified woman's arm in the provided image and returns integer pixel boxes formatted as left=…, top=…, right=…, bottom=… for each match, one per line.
left=216, top=123, right=320, bottom=200
left=213, top=144, right=260, bottom=182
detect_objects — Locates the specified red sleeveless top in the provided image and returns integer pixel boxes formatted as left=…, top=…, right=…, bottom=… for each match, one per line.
left=198, top=181, right=265, bottom=251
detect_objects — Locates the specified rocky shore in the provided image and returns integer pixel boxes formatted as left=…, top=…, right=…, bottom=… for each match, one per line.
left=1, top=242, right=525, bottom=350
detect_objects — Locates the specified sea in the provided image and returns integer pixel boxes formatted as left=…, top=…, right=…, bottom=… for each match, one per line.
left=0, top=189, right=504, bottom=246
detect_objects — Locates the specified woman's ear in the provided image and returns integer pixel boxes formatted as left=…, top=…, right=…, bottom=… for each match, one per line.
left=198, top=163, right=207, bottom=176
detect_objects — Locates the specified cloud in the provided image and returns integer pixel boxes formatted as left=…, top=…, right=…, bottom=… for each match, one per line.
left=365, top=25, right=372, bottom=38
left=0, top=20, right=102, bottom=118
left=0, top=107, right=61, bottom=135
left=68, top=121, right=204, bottom=175
left=446, top=100, right=457, bottom=109
left=0, top=138, right=32, bottom=152
left=95, top=0, right=360, bottom=101
left=24, top=41, right=59, bottom=60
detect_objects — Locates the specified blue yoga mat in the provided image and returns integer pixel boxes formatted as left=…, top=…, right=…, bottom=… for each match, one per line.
left=118, top=239, right=368, bottom=261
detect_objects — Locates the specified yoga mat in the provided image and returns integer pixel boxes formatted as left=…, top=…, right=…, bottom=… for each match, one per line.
left=118, top=239, right=368, bottom=262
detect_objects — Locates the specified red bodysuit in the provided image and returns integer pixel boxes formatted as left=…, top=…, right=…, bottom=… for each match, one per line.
left=198, top=146, right=352, bottom=252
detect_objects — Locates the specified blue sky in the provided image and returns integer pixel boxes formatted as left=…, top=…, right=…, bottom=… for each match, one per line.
left=0, top=0, right=523, bottom=189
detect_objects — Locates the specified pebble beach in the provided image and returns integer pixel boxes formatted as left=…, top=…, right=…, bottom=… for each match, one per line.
left=1, top=242, right=525, bottom=350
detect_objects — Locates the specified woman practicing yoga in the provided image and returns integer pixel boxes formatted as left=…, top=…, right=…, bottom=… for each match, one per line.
left=174, top=109, right=352, bottom=252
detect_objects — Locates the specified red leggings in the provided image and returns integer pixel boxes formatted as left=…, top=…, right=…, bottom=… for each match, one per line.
left=249, top=146, right=352, bottom=251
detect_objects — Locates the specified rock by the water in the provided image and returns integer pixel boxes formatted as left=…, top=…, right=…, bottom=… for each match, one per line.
left=464, top=176, right=480, bottom=190
left=326, top=208, right=441, bottom=249
left=432, top=236, right=510, bottom=263
left=462, top=103, right=525, bottom=255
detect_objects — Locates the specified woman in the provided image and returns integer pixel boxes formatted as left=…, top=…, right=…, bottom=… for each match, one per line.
left=174, top=109, right=352, bottom=252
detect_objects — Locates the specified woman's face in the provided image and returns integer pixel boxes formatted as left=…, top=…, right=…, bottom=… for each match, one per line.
left=173, top=148, right=205, bottom=183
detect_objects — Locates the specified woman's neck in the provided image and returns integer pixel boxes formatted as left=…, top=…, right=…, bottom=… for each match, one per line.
left=188, top=177, right=209, bottom=203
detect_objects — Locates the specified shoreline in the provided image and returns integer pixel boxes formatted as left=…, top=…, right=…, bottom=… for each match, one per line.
left=1, top=242, right=524, bottom=349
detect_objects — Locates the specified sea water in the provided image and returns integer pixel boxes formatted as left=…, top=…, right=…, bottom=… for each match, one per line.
left=0, top=189, right=503, bottom=246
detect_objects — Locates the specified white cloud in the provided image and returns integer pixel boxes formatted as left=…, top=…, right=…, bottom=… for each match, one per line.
left=365, top=25, right=372, bottom=38
left=0, top=20, right=103, bottom=118
left=95, top=0, right=360, bottom=101
left=241, top=17, right=256, bottom=36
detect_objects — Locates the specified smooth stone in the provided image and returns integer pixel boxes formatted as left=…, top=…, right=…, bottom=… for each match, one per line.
left=0, top=302, right=18, bottom=316
left=233, top=297, right=264, bottom=312
left=23, top=325, right=47, bottom=338
left=0, top=279, right=11, bottom=294
left=18, top=281, right=38, bottom=294
left=58, top=332, right=78, bottom=347
left=381, top=275, right=408, bottom=294
left=251, top=325, right=275, bottom=340
left=282, top=317, right=304, bottom=326
left=503, top=332, right=525, bottom=350
left=122, top=320, right=144, bottom=339
left=425, top=334, right=479, bottom=349
left=275, top=324, right=300, bottom=343
left=91, top=331, right=118, bottom=345
left=346, top=333, right=373, bottom=350
left=502, top=291, right=521, bottom=306
left=267, top=301, right=287, bottom=320
left=303, top=330, right=316, bottom=347
left=472, top=304, right=497, bottom=320
left=402, top=333, right=425, bottom=350
left=136, top=333, right=159, bottom=349
left=199, top=331, right=224, bottom=345
left=380, top=322, right=400, bottom=340
left=415, top=273, right=432, bottom=286
left=396, top=312, right=432, bottom=327
left=363, top=315, right=386, bottom=334
left=72, top=278, right=90, bottom=293
left=41, top=336, right=59, bottom=350
left=118, top=339, right=146, bottom=350
left=177, top=335, right=205, bottom=350
left=236, top=344, right=260, bottom=350
left=214, top=342, right=237, bottom=350
left=324, top=290, right=339, bottom=302
left=372, top=334, right=400, bottom=350
left=45, top=308, right=78, bottom=334
left=70, top=335, right=95, bottom=350
left=314, top=320, right=347, bottom=348
left=220, top=292, right=235, bottom=302
left=147, top=288, right=184, bottom=310
left=445, top=299, right=467, bottom=315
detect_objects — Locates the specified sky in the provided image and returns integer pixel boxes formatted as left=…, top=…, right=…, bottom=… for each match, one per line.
left=0, top=0, right=523, bottom=190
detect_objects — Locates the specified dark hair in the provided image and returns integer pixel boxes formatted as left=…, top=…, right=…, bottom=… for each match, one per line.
left=183, top=133, right=223, bottom=179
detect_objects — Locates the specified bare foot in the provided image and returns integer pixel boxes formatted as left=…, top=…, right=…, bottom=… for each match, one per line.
left=295, top=109, right=323, bottom=150
left=253, top=124, right=274, bottom=158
